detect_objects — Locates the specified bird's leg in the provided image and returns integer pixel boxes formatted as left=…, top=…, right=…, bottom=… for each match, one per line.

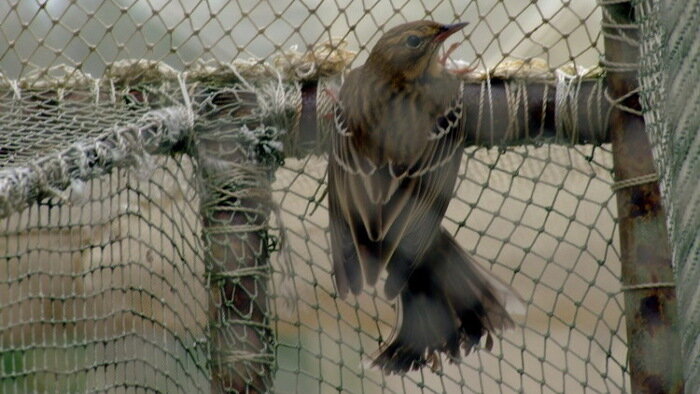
left=440, top=42, right=477, bottom=75
left=427, top=352, right=443, bottom=373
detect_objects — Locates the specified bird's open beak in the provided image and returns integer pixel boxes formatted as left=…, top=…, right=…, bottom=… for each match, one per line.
left=434, top=22, right=469, bottom=42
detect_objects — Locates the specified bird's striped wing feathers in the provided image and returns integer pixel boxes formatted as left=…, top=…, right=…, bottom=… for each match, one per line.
left=409, top=82, right=465, bottom=176
left=330, top=81, right=466, bottom=298
left=381, top=82, right=466, bottom=297
left=331, top=103, right=377, bottom=176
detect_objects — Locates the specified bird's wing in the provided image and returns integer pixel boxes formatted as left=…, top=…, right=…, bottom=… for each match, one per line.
left=407, top=81, right=466, bottom=177
left=330, top=102, right=378, bottom=176
left=328, top=101, right=376, bottom=297
left=329, top=95, right=391, bottom=294
left=382, top=82, right=467, bottom=297
left=328, top=160, right=361, bottom=298
left=330, top=80, right=466, bottom=297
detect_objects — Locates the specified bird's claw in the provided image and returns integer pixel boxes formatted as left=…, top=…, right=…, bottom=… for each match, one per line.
left=321, top=86, right=341, bottom=121
left=440, top=42, right=477, bottom=75
left=322, top=86, right=340, bottom=104
left=439, top=42, right=461, bottom=67
left=448, top=62, right=477, bottom=75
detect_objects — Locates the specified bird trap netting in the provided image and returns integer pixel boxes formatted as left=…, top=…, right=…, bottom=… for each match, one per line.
left=0, top=0, right=688, bottom=393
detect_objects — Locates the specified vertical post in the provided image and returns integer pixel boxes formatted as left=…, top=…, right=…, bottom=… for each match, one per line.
left=195, top=89, right=277, bottom=393
left=601, top=1, right=684, bottom=392
left=635, top=0, right=700, bottom=389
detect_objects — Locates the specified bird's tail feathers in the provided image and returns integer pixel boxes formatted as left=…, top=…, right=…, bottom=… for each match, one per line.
left=372, top=228, right=522, bottom=373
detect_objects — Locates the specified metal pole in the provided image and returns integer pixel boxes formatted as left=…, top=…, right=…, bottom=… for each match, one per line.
left=195, top=87, right=276, bottom=393
left=294, top=77, right=611, bottom=158
left=601, top=1, right=684, bottom=392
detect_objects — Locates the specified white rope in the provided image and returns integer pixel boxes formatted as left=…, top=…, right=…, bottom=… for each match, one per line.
left=621, top=282, right=676, bottom=291
left=611, top=172, right=659, bottom=191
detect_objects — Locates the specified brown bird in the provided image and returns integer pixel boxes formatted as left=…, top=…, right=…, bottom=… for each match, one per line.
left=328, top=20, right=521, bottom=373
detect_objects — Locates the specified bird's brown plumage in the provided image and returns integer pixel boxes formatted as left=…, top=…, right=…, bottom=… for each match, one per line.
left=328, top=20, right=519, bottom=373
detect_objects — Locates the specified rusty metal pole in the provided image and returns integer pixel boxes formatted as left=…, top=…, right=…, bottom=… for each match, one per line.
left=194, top=87, right=277, bottom=393
left=601, top=1, right=684, bottom=392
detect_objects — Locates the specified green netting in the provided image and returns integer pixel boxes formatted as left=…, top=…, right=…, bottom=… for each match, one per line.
left=635, top=0, right=700, bottom=389
left=0, top=158, right=209, bottom=392
left=1, top=0, right=680, bottom=393
left=271, top=146, right=626, bottom=393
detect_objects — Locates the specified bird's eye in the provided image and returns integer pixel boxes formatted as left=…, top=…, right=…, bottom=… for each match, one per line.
left=405, top=35, right=422, bottom=48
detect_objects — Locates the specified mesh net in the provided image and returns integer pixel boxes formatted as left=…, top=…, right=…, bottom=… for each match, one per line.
left=0, top=1, right=642, bottom=393
left=0, top=1, right=602, bottom=78
left=272, top=147, right=625, bottom=393
left=636, top=0, right=700, bottom=388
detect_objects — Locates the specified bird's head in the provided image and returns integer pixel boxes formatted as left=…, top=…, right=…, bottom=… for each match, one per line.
left=366, top=21, right=468, bottom=82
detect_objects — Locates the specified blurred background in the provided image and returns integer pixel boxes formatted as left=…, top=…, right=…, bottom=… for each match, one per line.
left=0, top=0, right=601, bottom=77
left=0, top=1, right=629, bottom=393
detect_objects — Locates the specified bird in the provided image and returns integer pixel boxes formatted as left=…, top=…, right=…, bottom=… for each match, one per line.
left=327, top=20, right=522, bottom=374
